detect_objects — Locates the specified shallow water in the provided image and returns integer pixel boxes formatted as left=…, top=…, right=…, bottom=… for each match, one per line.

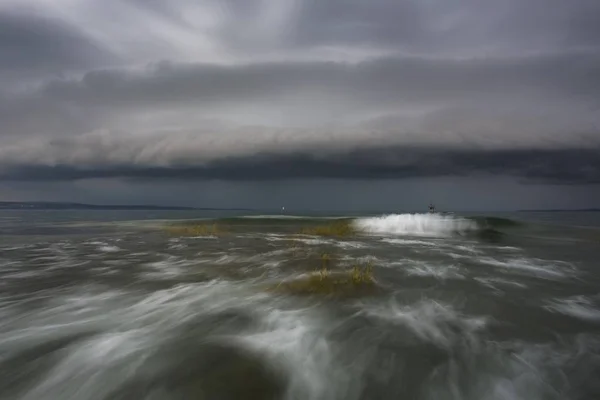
left=0, top=210, right=599, bottom=400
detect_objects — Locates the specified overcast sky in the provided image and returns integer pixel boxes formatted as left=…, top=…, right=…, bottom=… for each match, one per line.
left=1, top=0, right=599, bottom=211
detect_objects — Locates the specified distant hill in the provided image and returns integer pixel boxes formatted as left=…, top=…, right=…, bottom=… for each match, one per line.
left=0, top=201, right=251, bottom=211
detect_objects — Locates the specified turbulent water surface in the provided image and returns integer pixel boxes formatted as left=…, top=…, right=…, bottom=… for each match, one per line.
left=1, top=210, right=599, bottom=400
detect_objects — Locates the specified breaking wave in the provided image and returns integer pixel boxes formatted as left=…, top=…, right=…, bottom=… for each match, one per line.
left=353, top=213, right=479, bottom=237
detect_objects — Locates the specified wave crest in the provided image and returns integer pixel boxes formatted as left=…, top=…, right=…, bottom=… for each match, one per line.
left=353, top=213, right=478, bottom=237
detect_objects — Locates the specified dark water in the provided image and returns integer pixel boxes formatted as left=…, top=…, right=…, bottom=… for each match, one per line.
left=1, top=210, right=599, bottom=400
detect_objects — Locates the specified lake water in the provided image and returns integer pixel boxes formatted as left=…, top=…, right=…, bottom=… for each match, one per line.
left=1, top=210, right=599, bottom=400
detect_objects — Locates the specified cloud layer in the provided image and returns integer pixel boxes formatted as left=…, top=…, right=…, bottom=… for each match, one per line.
left=1, top=0, right=599, bottom=185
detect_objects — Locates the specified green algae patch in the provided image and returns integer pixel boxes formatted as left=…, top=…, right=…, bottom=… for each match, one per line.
left=298, top=220, right=357, bottom=237
left=269, top=253, right=376, bottom=297
left=164, top=223, right=228, bottom=237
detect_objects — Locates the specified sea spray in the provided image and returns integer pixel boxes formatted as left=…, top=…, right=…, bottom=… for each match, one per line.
left=352, top=213, right=478, bottom=237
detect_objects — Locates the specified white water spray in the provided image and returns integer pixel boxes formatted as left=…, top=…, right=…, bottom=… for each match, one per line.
left=353, top=213, right=478, bottom=237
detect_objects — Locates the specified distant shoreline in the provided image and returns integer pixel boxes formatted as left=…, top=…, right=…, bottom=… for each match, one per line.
left=517, top=208, right=599, bottom=213
left=0, top=201, right=252, bottom=211
left=0, top=201, right=597, bottom=213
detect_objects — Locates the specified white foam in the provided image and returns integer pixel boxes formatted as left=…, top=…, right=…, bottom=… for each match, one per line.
left=454, top=245, right=483, bottom=254
left=353, top=213, right=477, bottom=237
left=334, top=241, right=367, bottom=249
left=0, top=259, right=22, bottom=270
left=3, top=270, right=40, bottom=279
left=7, top=280, right=270, bottom=400
left=85, top=241, right=106, bottom=246
left=446, top=252, right=473, bottom=260
left=292, top=237, right=333, bottom=246
left=477, top=335, right=600, bottom=400
left=167, top=238, right=187, bottom=250
left=337, top=254, right=381, bottom=267
left=360, top=299, right=487, bottom=350
left=0, top=244, right=36, bottom=251
left=167, top=242, right=187, bottom=250
left=289, top=237, right=367, bottom=249
left=19, top=330, right=148, bottom=400
left=263, top=234, right=289, bottom=241
left=546, top=295, right=600, bottom=322
left=382, top=238, right=438, bottom=246
left=474, top=276, right=528, bottom=292
left=98, top=245, right=120, bottom=253
left=143, top=259, right=187, bottom=279
left=495, top=246, right=521, bottom=252
left=262, top=233, right=366, bottom=249
left=405, top=262, right=465, bottom=280
left=233, top=308, right=355, bottom=400
left=477, top=257, right=575, bottom=280
left=88, top=241, right=121, bottom=253
left=0, top=280, right=265, bottom=362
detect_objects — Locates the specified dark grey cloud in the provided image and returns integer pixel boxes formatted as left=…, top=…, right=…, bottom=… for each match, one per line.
left=489, top=0, right=600, bottom=49
left=286, top=0, right=434, bottom=50
left=2, top=146, right=599, bottom=185
left=1, top=52, right=599, bottom=184
left=0, top=10, right=117, bottom=77
left=39, top=52, right=600, bottom=105
left=1, top=0, right=600, bottom=208
left=204, top=0, right=600, bottom=55
left=2, top=52, right=599, bottom=138
left=94, top=0, right=600, bottom=65
left=211, top=0, right=423, bottom=53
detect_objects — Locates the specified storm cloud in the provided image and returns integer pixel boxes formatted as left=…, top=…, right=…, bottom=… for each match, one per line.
left=1, top=0, right=599, bottom=207
left=3, top=147, right=600, bottom=186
